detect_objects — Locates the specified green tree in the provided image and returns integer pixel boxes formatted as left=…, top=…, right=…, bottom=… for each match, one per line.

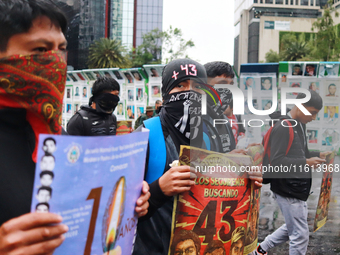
left=279, top=33, right=312, bottom=61
left=88, top=38, right=131, bottom=68
left=312, top=0, right=340, bottom=61
left=162, top=26, right=195, bottom=63
left=265, top=49, right=281, bottom=63
left=130, top=28, right=165, bottom=67
left=130, top=26, right=195, bottom=66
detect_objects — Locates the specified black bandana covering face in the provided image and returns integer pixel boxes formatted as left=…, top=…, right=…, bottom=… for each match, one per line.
left=90, top=93, right=120, bottom=114
left=161, top=90, right=204, bottom=152
left=160, top=59, right=207, bottom=152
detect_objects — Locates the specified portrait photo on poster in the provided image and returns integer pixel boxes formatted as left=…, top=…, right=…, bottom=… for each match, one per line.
left=151, top=85, right=161, bottom=97
left=124, top=72, right=134, bottom=83
left=74, top=86, right=80, bottom=97
left=261, top=77, right=272, bottom=91
left=113, top=70, right=123, bottom=80
left=82, top=86, right=88, bottom=99
left=136, top=87, right=144, bottom=101
left=324, top=81, right=339, bottom=97
left=304, top=63, right=318, bottom=76
left=136, top=106, right=145, bottom=118
left=244, top=77, right=256, bottom=90
left=308, top=81, right=320, bottom=94
left=116, top=102, right=125, bottom=116
left=131, top=71, right=143, bottom=81
left=290, top=63, right=304, bottom=76
left=85, top=72, right=96, bottom=81
left=127, top=105, right=135, bottom=119
left=127, top=89, right=134, bottom=102
left=323, top=104, right=339, bottom=124
left=307, top=129, right=319, bottom=144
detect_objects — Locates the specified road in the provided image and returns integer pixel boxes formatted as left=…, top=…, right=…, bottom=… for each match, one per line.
left=258, top=157, right=340, bottom=254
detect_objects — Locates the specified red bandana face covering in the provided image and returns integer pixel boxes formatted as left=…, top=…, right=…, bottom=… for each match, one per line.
left=0, top=51, right=67, bottom=162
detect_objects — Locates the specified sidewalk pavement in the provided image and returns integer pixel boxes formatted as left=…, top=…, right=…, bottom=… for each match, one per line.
left=258, top=157, right=340, bottom=255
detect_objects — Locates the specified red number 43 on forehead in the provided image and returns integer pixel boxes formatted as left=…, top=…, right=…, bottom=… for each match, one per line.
left=172, top=64, right=197, bottom=80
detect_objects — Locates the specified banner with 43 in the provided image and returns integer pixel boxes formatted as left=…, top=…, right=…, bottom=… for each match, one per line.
left=169, top=145, right=263, bottom=255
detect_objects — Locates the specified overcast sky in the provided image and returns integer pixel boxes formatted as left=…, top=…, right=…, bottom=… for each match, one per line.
left=162, top=0, right=235, bottom=65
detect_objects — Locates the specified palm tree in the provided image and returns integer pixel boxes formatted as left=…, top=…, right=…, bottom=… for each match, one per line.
left=87, top=38, right=131, bottom=68
left=281, top=41, right=310, bottom=61
left=279, top=33, right=311, bottom=61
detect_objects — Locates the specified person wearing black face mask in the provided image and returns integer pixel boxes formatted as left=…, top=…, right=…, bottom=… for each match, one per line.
left=133, top=59, right=263, bottom=255
left=132, top=58, right=206, bottom=255
left=67, top=77, right=120, bottom=136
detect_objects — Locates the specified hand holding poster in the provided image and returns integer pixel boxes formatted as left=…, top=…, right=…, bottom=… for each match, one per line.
left=169, top=145, right=263, bottom=255
left=313, top=151, right=335, bottom=232
left=31, top=132, right=149, bottom=254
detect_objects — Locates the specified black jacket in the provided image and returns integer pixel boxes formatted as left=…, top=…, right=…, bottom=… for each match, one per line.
left=0, top=109, right=68, bottom=226
left=268, top=111, right=320, bottom=201
left=0, top=109, right=36, bottom=226
left=133, top=111, right=233, bottom=255
left=133, top=122, right=178, bottom=255
left=67, top=105, right=117, bottom=136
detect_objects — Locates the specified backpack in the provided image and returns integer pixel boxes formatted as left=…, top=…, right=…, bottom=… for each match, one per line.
left=262, top=119, right=294, bottom=184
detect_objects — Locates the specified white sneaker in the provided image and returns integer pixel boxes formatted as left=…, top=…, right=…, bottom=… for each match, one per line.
left=250, top=245, right=268, bottom=255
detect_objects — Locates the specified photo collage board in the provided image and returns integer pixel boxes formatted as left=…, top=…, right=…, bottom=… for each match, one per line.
left=279, top=61, right=340, bottom=152
left=62, top=65, right=164, bottom=131
left=63, top=71, right=88, bottom=128
left=239, top=64, right=279, bottom=144
left=143, top=64, right=164, bottom=107
left=238, top=62, right=340, bottom=153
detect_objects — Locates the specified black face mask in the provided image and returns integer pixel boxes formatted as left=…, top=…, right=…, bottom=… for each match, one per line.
left=91, top=93, right=120, bottom=114
left=161, top=90, right=203, bottom=151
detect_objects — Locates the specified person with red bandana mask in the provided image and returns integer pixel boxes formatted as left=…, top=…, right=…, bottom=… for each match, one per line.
left=0, top=1, right=149, bottom=254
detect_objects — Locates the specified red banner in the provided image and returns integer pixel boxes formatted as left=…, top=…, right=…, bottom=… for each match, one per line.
left=314, top=151, right=335, bottom=232
left=169, top=145, right=263, bottom=255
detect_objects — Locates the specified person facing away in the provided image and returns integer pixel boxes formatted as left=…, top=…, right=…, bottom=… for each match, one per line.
left=67, top=77, right=120, bottom=136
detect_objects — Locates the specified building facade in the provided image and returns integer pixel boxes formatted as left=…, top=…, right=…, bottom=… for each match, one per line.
left=58, top=0, right=163, bottom=70
left=233, top=0, right=340, bottom=72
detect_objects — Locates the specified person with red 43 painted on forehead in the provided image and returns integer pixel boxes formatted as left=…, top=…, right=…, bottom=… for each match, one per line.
left=132, top=59, right=263, bottom=255
left=132, top=58, right=207, bottom=255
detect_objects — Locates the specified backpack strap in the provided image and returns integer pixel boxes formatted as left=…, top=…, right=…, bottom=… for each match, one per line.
left=262, top=119, right=295, bottom=163
left=284, top=120, right=294, bottom=155
left=77, top=109, right=92, bottom=136
left=261, top=119, right=295, bottom=184
left=144, top=116, right=167, bottom=184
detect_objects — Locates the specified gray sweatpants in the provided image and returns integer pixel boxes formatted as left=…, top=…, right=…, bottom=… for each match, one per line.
left=260, top=192, right=309, bottom=255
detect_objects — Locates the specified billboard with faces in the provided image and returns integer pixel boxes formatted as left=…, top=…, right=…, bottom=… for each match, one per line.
left=239, top=65, right=278, bottom=145
left=279, top=61, right=340, bottom=152
left=119, top=68, right=148, bottom=123
left=63, top=71, right=88, bottom=128
left=63, top=66, right=165, bottom=128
